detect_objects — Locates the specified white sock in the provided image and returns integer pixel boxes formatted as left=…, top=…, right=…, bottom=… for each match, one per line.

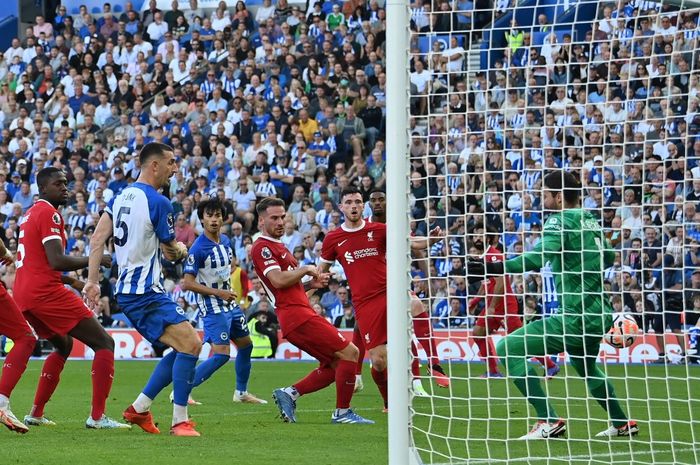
left=355, top=375, right=363, bottom=382
left=172, top=404, right=188, bottom=426
left=0, top=394, right=9, bottom=409
left=132, top=393, right=153, bottom=413
left=335, top=408, right=350, bottom=416
left=282, top=386, right=300, bottom=401
left=235, top=390, right=246, bottom=397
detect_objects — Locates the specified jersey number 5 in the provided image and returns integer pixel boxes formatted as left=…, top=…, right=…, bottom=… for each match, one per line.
left=16, top=230, right=25, bottom=269
left=114, top=207, right=131, bottom=247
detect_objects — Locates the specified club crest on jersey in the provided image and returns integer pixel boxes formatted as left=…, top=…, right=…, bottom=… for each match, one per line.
left=261, top=247, right=272, bottom=259
left=52, top=212, right=61, bottom=225
left=220, top=332, right=229, bottom=341
left=187, top=254, right=195, bottom=265
left=176, top=306, right=185, bottom=316
left=367, top=231, right=374, bottom=241
left=167, top=213, right=174, bottom=228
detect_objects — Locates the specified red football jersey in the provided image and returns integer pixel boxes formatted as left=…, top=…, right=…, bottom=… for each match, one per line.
left=251, top=235, right=315, bottom=335
left=320, top=221, right=387, bottom=307
left=484, top=245, right=518, bottom=312
left=14, top=200, right=66, bottom=305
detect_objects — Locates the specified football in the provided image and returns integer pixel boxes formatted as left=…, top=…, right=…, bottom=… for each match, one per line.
left=605, top=313, right=639, bottom=348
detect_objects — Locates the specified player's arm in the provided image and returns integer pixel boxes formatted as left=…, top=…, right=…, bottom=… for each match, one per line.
left=182, top=273, right=237, bottom=302
left=0, top=239, right=13, bottom=265
left=161, top=240, right=188, bottom=262
left=265, top=264, right=320, bottom=289
left=486, top=276, right=504, bottom=316
left=62, top=274, right=85, bottom=292
left=468, top=282, right=485, bottom=314
left=44, top=238, right=110, bottom=272
left=84, top=212, right=114, bottom=309
left=410, top=226, right=443, bottom=250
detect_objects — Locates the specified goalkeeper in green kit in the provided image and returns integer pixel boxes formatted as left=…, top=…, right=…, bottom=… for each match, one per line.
left=467, top=171, right=638, bottom=440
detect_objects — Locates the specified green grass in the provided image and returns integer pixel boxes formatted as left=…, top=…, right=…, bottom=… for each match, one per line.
left=4, top=360, right=700, bottom=464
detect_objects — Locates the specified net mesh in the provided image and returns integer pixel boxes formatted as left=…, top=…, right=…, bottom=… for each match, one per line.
left=405, top=0, right=700, bottom=463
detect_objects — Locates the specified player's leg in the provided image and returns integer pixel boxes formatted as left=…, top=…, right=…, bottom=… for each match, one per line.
left=352, top=324, right=365, bottom=392
left=368, top=343, right=389, bottom=409
left=229, top=309, right=266, bottom=403
left=358, top=299, right=389, bottom=408
left=68, top=316, right=120, bottom=424
left=472, top=313, right=502, bottom=377
left=495, top=318, right=566, bottom=438
left=411, top=294, right=449, bottom=387
left=191, top=312, right=231, bottom=392
left=27, top=333, right=72, bottom=425
left=569, top=347, right=638, bottom=437
left=0, top=300, right=35, bottom=433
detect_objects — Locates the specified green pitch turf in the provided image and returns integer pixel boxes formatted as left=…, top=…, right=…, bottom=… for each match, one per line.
left=3, top=360, right=699, bottom=465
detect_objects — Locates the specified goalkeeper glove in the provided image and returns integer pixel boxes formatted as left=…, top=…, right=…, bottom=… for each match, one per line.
left=466, top=257, right=505, bottom=285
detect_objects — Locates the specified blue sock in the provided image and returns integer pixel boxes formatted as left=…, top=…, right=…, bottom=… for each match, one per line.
left=192, top=353, right=230, bottom=388
left=689, top=328, right=700, bottom=347
left=143, top=350, right=177, bottom=399
left=172, top=352, right=199, bottom=406
left=235, top=344, right=253, bottom=392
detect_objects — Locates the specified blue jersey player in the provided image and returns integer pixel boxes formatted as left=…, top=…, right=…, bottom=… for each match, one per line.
left=181, top=198, right=266, bottom=404
left=84, top=142, right=203, bottom=437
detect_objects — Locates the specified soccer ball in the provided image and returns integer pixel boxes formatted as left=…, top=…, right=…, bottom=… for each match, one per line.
left=605, top=313, right=639, bottom=348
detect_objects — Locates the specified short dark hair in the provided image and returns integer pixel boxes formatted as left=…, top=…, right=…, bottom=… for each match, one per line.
left=256, top=196, right=285, bottom=215
left=139, top=142, right=173, bottom=165
left=368, top=188, right=385, bottom=197
left=340, top=186, right=362, bottom=201
left=37, top=167, right=63, bottom=189
left=197, top=198, right=225, bottom=220
left=543, top=171, right=580, bottom=204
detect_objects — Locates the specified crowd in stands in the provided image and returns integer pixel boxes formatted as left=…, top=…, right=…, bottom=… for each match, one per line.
left=0, top=0, right=698, bottom=346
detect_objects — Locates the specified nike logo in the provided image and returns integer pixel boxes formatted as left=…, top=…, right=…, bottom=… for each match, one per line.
left=338, top=239, right=348, bottom=246
left=281, top=253, right=287, bottom=258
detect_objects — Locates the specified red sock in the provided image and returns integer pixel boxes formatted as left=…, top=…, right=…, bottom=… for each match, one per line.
left=353, top=327, right=365, bottom=375
left=294, top=366, right=336, bottom=396
left=371, top=367, right=388, bottom=408
left=0, top=335, right=36, bottom=398
left=411, top=342, right=421, bottom=378
left=91, top=349, right=114, bottom=420
left=31, top=352, right=67, bottom=417
left=335, top=360, right=356, bottom=409
left=413, top=312, right=440, bottom=366
left=535, top=357, right=556, bottom=369
left=474, top=337, right=499, bottom=374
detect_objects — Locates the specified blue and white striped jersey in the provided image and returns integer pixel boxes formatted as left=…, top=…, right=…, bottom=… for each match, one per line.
left=541, top=262, right=558, bottom=304
left=107, top=182, right=176, bottom=295
left=184, top=234, right=234, bottom=316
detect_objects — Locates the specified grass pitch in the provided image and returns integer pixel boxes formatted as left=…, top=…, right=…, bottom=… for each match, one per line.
left=3, top=360, right=699, bottom=465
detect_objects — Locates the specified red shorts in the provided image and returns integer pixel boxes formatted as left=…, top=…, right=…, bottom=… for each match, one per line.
left=0, top=286, right=34, bottom=340
left=474, top=298, right=522, bottom=334
left=285, top=314, right=350, bottom=368
left=22, top=289, right=94, bottom=339
left=355, top=293, right=387, bottom=350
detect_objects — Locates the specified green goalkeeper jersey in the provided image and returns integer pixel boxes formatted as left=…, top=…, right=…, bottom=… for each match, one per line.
left=504, top=208, right=615, bottom=334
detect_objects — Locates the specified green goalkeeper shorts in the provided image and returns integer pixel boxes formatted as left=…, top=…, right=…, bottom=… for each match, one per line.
left=500, top=315, right=604, bottom=358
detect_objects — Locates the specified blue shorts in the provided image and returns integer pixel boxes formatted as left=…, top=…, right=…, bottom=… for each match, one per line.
left=117, top=291, right=189, bottom=347
left=202, top=306, right=249, bottom=345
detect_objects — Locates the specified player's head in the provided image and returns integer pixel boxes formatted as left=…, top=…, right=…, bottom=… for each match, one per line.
left=368, top=189, right=386, bottom=219
left=139, top=142, right=176, bottom=188
left=256, top=197, right=286, bottom=238
left=339, top=186, right=363, bottom=223
left=543, top=170, right=580, bottom=210
left=197, top=198, right=225, bottom=235
left=37, top=167, right=68, bottom=206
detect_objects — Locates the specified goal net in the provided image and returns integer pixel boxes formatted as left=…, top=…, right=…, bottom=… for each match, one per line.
left=387, top=0, right=700, bottom=463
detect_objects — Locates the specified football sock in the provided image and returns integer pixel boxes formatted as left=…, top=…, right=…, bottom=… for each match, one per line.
left=513, top=371, right=557, bottom=422
left=0, top=334, right=35, bottom=399
left=142, top=350, right=176, bottom=401
left=31, top=352, right=67, bottom=418
left=192, top=353, right=229, bottom=388
left=535, top=356, right=556, bottom=369
left=474, top=336, right=499, bottom=373
left=0, top=394, right=8, bottom=408
left=235, top=344, right=252, bottom=392
left=371, top=367, right=388, bottom=408
left=293, top=366, right=335, bottom=396
left=90, top=349, right=114, bottom=420
left=172, top=404, right=188, bottom=426
left=132, top=393, right=153, bottom=413
left=282, top=386, right=300, bottom=400
left=172, top=353, right=198, bottom=407
left=353, top=327, right=365, bottom=375
left=411, top=342, right=421, bottom=378
left=413, top=312, right=440, bottom=366
left=571, top=357, right=629, bottom=428
left=335, top=360, right=356, bottom=409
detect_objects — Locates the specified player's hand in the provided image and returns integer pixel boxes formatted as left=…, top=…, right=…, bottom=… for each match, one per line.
left=82, top=281, right=101, bottom=311
left=466, top=257, right=486, bottom=284
left=217, top=289, right=238, bottom=303
left=308, top=272, right=331, bottom=289
left=175, top=241, right=189, bottom=260
left=304, top=265, right=320, bottom=279
left=428, top=226, right=444, bottom=244
left=0, top=250, right=13, bottom=266
left=100, top=253, right=112, bottom=267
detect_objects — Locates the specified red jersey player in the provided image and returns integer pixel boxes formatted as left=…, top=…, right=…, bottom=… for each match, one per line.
left=0, top=239, right=37, bottom=434
left=467, top=224, right=524, bottom=378
left=14, top=168, right=128, bottom=429
left=252, top=197, right=373, bottom=424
